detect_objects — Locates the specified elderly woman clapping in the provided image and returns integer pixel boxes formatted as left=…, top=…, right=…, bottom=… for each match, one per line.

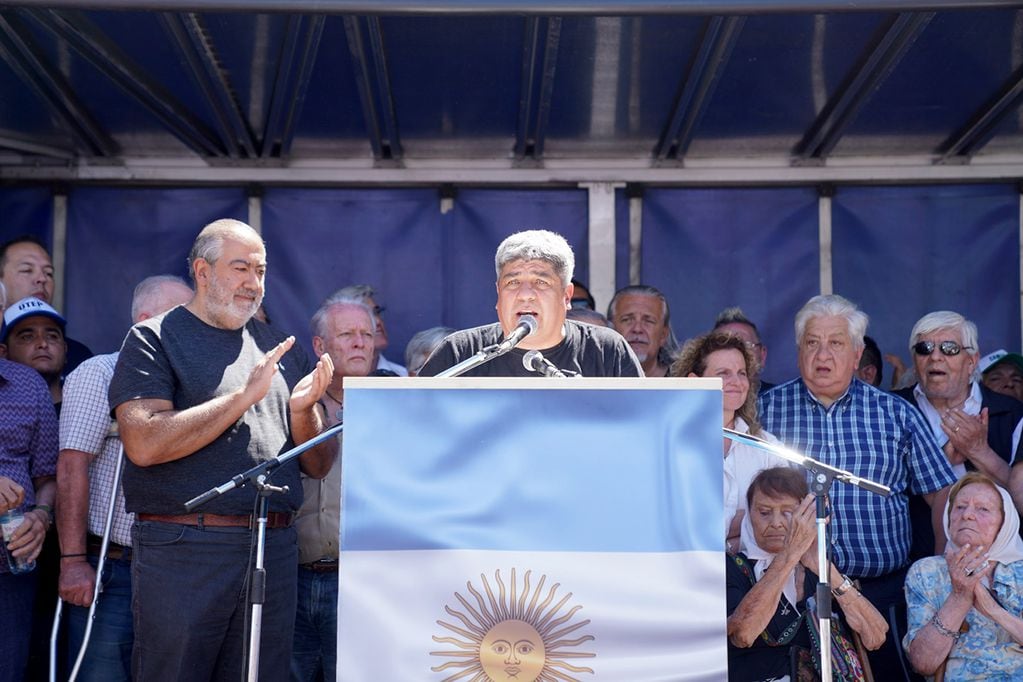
left=904, top=472, right=1023, bottom=679
left=727, top=467, right=888, bottom=681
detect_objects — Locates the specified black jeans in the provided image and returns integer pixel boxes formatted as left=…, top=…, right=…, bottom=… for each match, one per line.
left=131, top=521, right=298, bottom=682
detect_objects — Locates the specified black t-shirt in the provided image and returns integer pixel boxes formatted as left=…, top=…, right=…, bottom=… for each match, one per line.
left=418, top=320, right=643, bottom=378
left=726, top=554, right=814, bottom=682
left=108, top=306, right=312, bottom=515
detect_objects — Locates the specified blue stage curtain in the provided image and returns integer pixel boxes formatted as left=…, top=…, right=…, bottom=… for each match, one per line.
left=261, top=187, right=444, bottom=363
left=65, top=187, right=247, bottom=353
left=638, top=187, right=820, bottom=383
left=444, top=188, right=589, bottom=334
left=832, top=184, right=1020, bottom=369
left=0, top=186, right=53, bottom=247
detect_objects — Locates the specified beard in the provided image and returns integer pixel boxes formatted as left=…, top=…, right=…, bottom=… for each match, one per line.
left=206, top=274, right=262, bottom=329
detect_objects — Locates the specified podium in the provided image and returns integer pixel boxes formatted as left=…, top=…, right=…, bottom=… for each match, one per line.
left=337, top=376, right=727, bottom=681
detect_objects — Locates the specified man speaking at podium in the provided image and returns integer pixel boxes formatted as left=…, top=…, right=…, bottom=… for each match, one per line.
left=420, top=230, right=642, bottom=379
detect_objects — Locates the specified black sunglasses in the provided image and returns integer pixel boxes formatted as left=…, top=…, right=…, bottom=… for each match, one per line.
left=912, top=340, right=972, bottom=357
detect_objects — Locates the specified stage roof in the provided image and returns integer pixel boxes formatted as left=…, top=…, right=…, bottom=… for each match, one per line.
left=1, top=1, right=1021, bottom=185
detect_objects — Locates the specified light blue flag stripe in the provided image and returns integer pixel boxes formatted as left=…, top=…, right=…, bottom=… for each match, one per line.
left=341, top=380, right=723, bottom=554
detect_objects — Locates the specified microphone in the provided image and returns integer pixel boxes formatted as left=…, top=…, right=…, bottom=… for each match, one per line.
left=496, top=314, right=538, bottom=353
left=522, top=349, right=566, bottom=378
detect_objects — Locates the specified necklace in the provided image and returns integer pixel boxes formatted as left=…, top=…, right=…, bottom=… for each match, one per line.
left=324, top=388, right=343, bottom=407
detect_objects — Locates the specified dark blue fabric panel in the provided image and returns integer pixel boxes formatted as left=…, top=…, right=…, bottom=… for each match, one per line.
left=640, top=187, right=820, bottom=384
left=261, top=188, right=443, bottom=364
left=445, top=188, right=589, bottom=336
left=832, top=184, right=1020, bottom=370
left=65, top=187, right=247, bottom=353
left=615, top=188, right=630, bottom=296
left=0, top=187, right=52, bottom=247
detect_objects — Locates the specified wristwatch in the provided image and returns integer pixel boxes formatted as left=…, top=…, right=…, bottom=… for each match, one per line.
left=832, top=574, right=854, bottom=597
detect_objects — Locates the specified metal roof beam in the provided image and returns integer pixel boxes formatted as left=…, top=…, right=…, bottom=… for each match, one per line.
left=531, top=16, right=561, bottom=159
left=514, top=16, right=560, bottom=161
left=343, top=15, right=401, bottom=161
left=0, top=12, right=116, bottom=156
left=0, top=132, right=75, bottom=158
left=513, top=16, right=540, bottom=160
left=1, top=1, right=1018, bottom=16
left=655, top=14, right=744, bottom=161
left=939, top=65, right=1023, bottom=163
left=276, top=15, right=324, bottom=158
left=262, top=14, right=324, bottom=158
left=25, top=8, right=225, bottom=157
left=794, top=11, right=933, bottom=162
left=161, top=12, right=257, bottom=158
left=365, top=16, right=401, bottom=160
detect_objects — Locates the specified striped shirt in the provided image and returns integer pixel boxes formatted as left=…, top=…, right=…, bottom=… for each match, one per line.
left=759, top=377, right=956, bottom=578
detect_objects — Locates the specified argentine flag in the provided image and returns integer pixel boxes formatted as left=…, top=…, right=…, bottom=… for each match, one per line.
left=338, top=377, right=726, bottom=681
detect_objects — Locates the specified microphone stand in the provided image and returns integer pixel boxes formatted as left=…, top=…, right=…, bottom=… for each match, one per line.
left=723, top=428, right=890, bottom=682
left=183, top=421, right=343, bottom=682
left=435, top=342, right=511, bottom=377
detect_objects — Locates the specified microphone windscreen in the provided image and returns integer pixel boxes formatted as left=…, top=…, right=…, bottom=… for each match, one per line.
left=519, top=314, right=538, bottom=335
left=522, top=349, right=542, bottom=372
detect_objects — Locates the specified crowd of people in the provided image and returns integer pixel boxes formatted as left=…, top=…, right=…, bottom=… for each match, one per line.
left=2, top=222, right=1023, bottom=681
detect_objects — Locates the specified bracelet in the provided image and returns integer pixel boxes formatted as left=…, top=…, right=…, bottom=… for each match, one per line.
left=60, top=553, right=87, bottom=559
left=931, top=614, right=962, bottom=641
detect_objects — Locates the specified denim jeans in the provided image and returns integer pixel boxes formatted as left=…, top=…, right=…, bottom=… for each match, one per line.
left=0, top=570, right=37, bottom=682
left=132, top=521, right=298, bottom=682
left=65, top=556, right=133, bottom=682
left=290, top=566, right=338, bottom=682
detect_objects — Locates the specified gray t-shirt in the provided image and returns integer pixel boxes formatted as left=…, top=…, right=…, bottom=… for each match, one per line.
left=109, top=306, right=312, bottom=515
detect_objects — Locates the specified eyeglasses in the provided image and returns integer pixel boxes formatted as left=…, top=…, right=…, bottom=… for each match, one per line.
left=373, top=305, right=386, bottom=316
left=913, top=340, right=972, bottom=357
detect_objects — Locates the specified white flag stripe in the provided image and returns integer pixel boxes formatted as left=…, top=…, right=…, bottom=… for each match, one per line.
left=338, top=549, right=727, bottom=681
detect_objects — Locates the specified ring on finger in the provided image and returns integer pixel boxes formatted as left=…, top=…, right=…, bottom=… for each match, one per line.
left=954, top=426, right=960, bottom=433
left=964, top=567, right=975, bottom=576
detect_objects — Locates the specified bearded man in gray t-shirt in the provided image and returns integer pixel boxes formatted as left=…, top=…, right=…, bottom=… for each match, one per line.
left=109, top=219, right=337, bottom=682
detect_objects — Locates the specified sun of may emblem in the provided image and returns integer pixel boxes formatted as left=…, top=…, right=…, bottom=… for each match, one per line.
left=430, top=568, right=596, bottom=682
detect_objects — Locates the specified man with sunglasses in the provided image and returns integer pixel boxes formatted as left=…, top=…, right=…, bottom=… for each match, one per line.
left=894, top=310, right=1023, bottom=560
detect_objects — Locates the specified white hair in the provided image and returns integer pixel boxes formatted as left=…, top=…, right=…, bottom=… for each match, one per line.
left=494, top=230, right=574, bottom=286
left=310, top=296, right=376, bottom=339
left=131, top=275, right=191, bottom=321
left=908, top=311, right=979, bottom=357
left=794, top=294, right=868, bottom=350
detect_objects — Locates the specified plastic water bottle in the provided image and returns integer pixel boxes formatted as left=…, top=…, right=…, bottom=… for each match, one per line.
left=0, top=510, right=36, bottom=574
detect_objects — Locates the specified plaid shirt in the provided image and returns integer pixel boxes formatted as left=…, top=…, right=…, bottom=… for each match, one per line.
left=0, top=358, right=58, bottom=510
left=59, top=353, right=133, bottom=547
left=758, top=377, right=956, bottom=578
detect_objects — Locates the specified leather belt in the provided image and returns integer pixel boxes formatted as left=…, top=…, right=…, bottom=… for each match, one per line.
left=300, top=559, right=339, bottom=573
left=137, top=512, right=294, bottom=530
left=87, top=534, right=132, bottom=562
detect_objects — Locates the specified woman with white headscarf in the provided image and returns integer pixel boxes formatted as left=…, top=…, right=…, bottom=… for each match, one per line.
left=904, top=472, right=1023, bottom=680
left=727, top=467, right=887, bottom=681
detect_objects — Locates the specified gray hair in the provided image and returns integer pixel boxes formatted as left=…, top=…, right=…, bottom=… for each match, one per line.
left=714, top=306, right=761, bottom=341
left=327, top=284, right=376, bottom=305
left=494, top=230, right=574, bottom=286
left=794, top=294, right=868, bottom=350
left=0, top=280, right=6, bottom=310
left=606, top=284, right=680, bottom=362
left=405, top=326, right=455, bottom=374
left=909, top=311, right=979, bottom=357
left=187, top=219, right=261, bottom=283
left=310, top=296, right=376, bottom=339
left=131, top=275, right=191, bottom=321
